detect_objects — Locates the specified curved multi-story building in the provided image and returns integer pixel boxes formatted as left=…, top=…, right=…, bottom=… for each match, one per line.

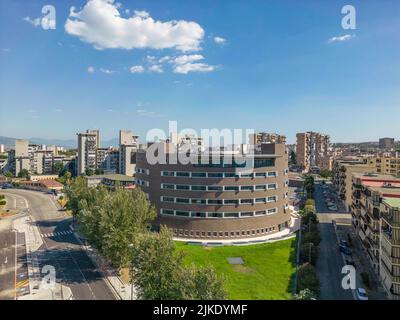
left=135, top=142, right=291, bottom=240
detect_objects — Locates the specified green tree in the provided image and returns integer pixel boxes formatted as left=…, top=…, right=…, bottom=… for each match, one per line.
left=65, top=176, right=91, bottom=216
left=130, top=226, right=226, bottom=300
left=302, top=175, right=315, bottom=199
left=85, top=168, right=94, bottom=176
left=94, top=168, right=104, bottom=175
left=319, top=169, right=332, bottom=179
left=53, top=162, right=64, bottom=175
left=17, top=169, right=30, bottom=179
left=289, top=150, right=296, bottom=165
left=297, top=263, right=320, bottom=294
left=4, top=171, right=13, bottom=178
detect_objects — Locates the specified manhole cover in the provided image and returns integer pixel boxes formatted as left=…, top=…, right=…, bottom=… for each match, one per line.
left=227, top=257, right=244, bottom=265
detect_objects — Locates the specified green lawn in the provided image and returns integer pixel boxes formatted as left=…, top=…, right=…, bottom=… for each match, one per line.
left=176, top=237, right=297, bottom=300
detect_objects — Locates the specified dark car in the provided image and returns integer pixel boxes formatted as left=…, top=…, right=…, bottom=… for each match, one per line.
left=339, top=244, right=352, bottom=255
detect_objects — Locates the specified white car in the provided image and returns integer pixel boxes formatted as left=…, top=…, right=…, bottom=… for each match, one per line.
left=356, top=288, right=368, bottom=300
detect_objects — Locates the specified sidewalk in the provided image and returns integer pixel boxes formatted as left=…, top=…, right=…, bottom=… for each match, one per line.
left=70, top=223, right=136, bottom=300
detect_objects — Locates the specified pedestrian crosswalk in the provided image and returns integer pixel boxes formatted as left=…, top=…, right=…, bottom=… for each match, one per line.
left=40, top=230, right=73, bottom=238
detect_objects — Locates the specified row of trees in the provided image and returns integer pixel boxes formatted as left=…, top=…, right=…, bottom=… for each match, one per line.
left=65, top=177, right=227, bottom=300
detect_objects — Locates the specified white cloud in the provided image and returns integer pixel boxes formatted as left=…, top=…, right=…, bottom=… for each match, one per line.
left=159, top=55, right=172, bottom=63
left=23, top=16, right=41, bottom=27
left=87, top=66, right=95, bottom=73
left=214, top=36, right=226, bottom=45
left=328, top=34, right=355, bottom=43
left=65, top=0, right=204, bottom=51
left=130, top=65, right=145, bottom=73
left=100, top=68, right=115, bottom=74
left=149, top=64, right=163, bottom=73
left=171, top=54, right=215, bottom=74
left=174, top=63, right=215, bottom=74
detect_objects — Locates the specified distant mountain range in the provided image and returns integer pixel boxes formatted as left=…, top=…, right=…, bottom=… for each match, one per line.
left=0, top=136, right=119, bottom=149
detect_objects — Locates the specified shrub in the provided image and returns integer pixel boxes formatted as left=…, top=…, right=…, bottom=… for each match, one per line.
left=300, top=242, right=319, bottom=265
left=0, top=200, right=6, bottom=206
left=305, top=199, right=315, bottom=207
left=293, top=288, right=317, bottom=300
left=0, top=195, right=5, bottom=200
left=302, top=211, right=319, bottom=225
left=297, top=263, right=320, bottom=294
left=302, top=230, right=321, bottom=246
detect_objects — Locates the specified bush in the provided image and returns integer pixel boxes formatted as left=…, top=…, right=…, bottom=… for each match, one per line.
left=303, top=230, right=321, bottom=246
left=305, top=199, right=315, bottom=207
left=0, top=200, right=6, bottom=206
left=297, top=263, right=320, bottom=294
left=0, top=195, right=4, bottom=200
left=300, top=242, right=319, bottom=265
left=293, top=288, right=317, bottom=300
left=302, top=211, right=319, bottom=225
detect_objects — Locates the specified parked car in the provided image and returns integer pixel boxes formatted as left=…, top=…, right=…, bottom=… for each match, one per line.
left=356, top=288, right=368, bottom=300
left=339, top=244, right=352, bottom=255
left=340, top=240, right=349, bottom=247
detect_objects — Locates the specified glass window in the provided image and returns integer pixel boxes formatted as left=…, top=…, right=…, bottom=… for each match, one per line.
left=207, top=212, right=223, bottom=218
left=268, top=196, right=277, bottom=202
left=161, top=171, right=175, bottom=177
left=175, top=211, right=190, bottom=217
left=240, top=173, right=253, bottom=178
left=255, top=210, right=266, bottom=216
left=224, top=186, right=240, bottom=191
left=208, top=186, right=223, bottom=191
left=254, top=159, right=275, bottom=168
left=241, top=186, right=254, bottom=191
left=161, top=209, right=174, bottom=215
left=176, top=171, right=190, bottom=177
left=162, top=183, right=175, bottom=189
left=191, top=199, right=207, bottom=205
left=208, top=172, right=223, bottom=178
left=240, top=212, right=254, bottom=217
left=176, top=198, right=190, bottom=204
left=267, top=171, right=277, bottom=177
left=240, top=199, right=253, bottom=204
left=255, top=185, right=267, bottom=190
left=208, top=199, right=223, bottom=205
left=255, top=198, right=266, bottom=203
left=224, top=212, right=239, bottom=218
left=191, top=185, right=207, bottom=191
left=176, top=185, right=190, bottom=190
left=224, top=173, right=237, bottom=178
left=255, top=172, right=266, bottom=177
left=268, top=183, right=277, bottom=190
left=267, top=208, right=277, bottom=214
left=224, top=199, right=239, bottom=205
left=191, top=172, right=207, bottom=178
left=191, top=212, right=207, bottom=218
left=162, top=197, right=174, bottom=203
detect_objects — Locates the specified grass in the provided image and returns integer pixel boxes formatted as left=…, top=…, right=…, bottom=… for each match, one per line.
left=176, top=237, right=297, bottom=300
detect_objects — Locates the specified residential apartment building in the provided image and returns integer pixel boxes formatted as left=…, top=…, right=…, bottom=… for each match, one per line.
left=119, top=130, right=139, bottom=176
left=350, top=173, right=400, bottom=299
left=249, top=133, right=286, bottom=154
left=77, top=130, right=100, bottom=175
left=380, top=198, right=400, bottom=299
left=379, top=138, right=396, bottom=150
left=332, top=159, right=375, bottom=211
left=96, top=147, right=119, bottom=174
left=135, top=139, right=291, bottom=240
left=365, top=155, right=400, bottom=177
left=296, top=131, right=331, bottom=172
left=8, top=139, right=30, bottom=176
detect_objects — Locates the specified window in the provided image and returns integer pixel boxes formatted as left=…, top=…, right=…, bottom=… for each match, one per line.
left=241, top=211, right=254, bottom=217
left=161, top=171, right=175, bottom=177
left=191, top=199, right=207, bottom=205
left=240, top=199, right=253, bottom=204
left=176, top=184, right=190, bottom=190
left=175, top=211, right=190, bottom=217
left=207, top=212, right=223, bottom=218
left=224, top=212, right=239, bottom=218
left=267, top=171, right=277, bottom=177
left=191, top=185, right=207, bottom=191
left=176, top=198, right=190, bottom=204
left=161, top=209, right=174, bottom=215
left=191, top=172, right=206, bottom=178
left=208, top=185, right=223, bottom=191
left=224, top=199, right=239, bottom=205
left=224, top=186, right=240, bottom=191
left=208, top=172, right=223, bottom=178
left=255, top=198, right=266, bottom=203
left=268, top=183, right=277, bottom=190
left=162, top=196, right=174, bottom=203
left=254, top=159, right=274, bottom=168
left=267, top=208, right=277, bottom=215
left=176, top=171, right=190, bottom=177
left=241, top=185, right=254, bottom=191
left=224, top=173, right=237, bottom=178
left=161, top=183, right=175, bottom=190
left=267, top=196, right=277, bottom=202
left=255, top=210, right=266, bottom=216
left=240, top=172, right=253, bottom=178
left=255, top=172, right=266, bottom=178
left=208, top=199, right=223, bottom=205
left=191, top=212, right=207, bottom=218
left=255, top=185, right=267, bottom=190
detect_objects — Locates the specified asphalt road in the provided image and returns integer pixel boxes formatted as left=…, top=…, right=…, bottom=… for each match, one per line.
left=1, top=189, right=115, bottom=300
left=0, top=228, right=15, bottom=300
left=314, top=182, right=354, bottom=300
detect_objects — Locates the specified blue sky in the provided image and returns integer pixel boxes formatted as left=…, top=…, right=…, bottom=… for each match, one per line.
left=0, top=0, right=399, bottom=144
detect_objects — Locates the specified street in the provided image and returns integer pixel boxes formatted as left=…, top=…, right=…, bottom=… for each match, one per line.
left=314, top=181, right=354, bottom=300
left=0, top=189, right=116, bottom=300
